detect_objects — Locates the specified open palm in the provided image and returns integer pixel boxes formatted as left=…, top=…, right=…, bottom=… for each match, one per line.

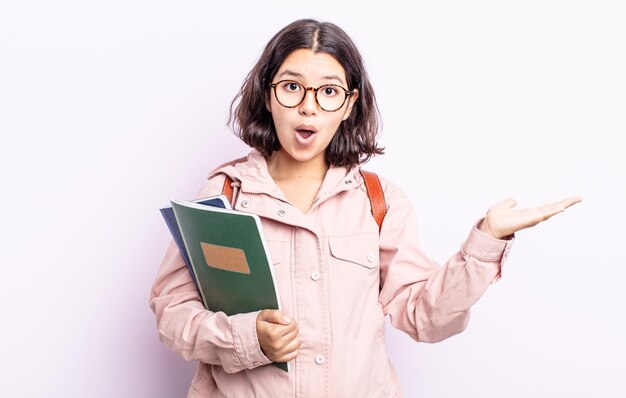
left=479, top=196, right=583, bottom=239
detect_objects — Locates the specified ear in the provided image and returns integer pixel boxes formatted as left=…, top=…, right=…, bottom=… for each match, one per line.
left=342, top=89, right=359, bottom=121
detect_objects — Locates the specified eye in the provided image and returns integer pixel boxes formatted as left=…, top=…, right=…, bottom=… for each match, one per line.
left=321, top=85, right=339, bottom=97
left=282, top=81, right=301, bottom=92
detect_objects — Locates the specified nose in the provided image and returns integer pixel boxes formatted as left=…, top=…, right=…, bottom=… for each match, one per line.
left=298, top=87, right=318, bottom=116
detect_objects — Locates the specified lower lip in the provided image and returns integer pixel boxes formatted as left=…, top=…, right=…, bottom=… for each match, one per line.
left=295, top=130, right=316, bottom=145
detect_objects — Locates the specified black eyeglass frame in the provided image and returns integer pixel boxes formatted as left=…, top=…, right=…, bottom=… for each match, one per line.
left=269, top=80, right=355, bottom=112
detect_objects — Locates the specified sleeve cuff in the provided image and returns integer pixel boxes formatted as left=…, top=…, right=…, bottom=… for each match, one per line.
left=461, top=219, right=515, bottom=283
left=462, top=219, right=514, bottom=262
left=230, top=310, right=273, bottom=370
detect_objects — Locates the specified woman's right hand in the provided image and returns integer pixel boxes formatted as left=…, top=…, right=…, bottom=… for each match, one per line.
left=256, top=309, right=301, bottom=362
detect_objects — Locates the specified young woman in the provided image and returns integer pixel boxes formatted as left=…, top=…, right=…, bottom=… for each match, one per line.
left=149, top=19, right=581, bottom=397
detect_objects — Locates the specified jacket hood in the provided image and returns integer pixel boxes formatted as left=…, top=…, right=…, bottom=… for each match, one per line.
left=208, top=150, right=364, bottom=202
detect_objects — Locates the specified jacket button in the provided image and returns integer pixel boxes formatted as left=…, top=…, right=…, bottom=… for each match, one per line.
left=367, top=253, right=375, bottom=262
left=277, top=210, right=286, bottom=217
left=315, top=355, right=325, bottom=365
left=241, top=200, right=249, bottom=208
left=310, top=272, right=320, bottom=281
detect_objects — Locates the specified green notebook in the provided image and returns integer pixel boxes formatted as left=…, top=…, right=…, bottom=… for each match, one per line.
left=170, top=199, right=288, bottom=372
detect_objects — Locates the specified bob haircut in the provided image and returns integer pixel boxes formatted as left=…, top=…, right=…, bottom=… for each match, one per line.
left=228, top=19, right=384, bottom=167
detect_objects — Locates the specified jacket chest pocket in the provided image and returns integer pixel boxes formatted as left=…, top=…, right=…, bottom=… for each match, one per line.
left=328, top=233, right=379, bottom=270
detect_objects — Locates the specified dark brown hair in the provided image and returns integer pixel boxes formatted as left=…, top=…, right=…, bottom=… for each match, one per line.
left=228, top=19, right=384, bottom=167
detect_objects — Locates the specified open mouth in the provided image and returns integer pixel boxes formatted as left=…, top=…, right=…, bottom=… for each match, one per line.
left=295, top=125, right=318, bottom=144
left=296, top=129, right=315, bottom=139
left=296, top=124, right=317, bottom=144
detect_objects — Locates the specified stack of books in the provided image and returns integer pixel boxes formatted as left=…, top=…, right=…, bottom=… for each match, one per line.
left=160, top=195, right=288, bottom=371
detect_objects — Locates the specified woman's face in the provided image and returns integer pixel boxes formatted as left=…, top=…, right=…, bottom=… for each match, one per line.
left=267, top=49, right=359, bottom=168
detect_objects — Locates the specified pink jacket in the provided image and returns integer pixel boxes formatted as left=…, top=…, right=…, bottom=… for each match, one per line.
left=149, top=150, right=514, bottom=397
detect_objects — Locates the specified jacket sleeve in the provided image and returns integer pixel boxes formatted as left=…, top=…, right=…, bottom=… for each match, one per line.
left=148, top=175, right=272, bottom=372
left=377, top=180, right=514, bottom=343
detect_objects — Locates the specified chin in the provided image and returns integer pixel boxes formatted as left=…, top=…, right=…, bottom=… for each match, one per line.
left=278, top=146, right=315, bottom=162
left=292, top=150, right=325, bottom=164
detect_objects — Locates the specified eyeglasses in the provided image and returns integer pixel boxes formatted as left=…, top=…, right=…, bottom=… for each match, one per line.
left=270, top=80, right=354, bottom=112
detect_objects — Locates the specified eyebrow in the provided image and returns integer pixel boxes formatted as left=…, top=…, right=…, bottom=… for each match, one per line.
left=276, top=69, right=346, bottom=86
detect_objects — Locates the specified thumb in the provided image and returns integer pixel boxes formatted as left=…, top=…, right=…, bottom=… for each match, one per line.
left=258, top=309, right=292, bottom=325
left=497, top=198, right=517, bottom=209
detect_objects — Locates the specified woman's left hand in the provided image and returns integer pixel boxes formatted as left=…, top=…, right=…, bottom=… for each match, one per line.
left=478, top=196, right=583, bottom=239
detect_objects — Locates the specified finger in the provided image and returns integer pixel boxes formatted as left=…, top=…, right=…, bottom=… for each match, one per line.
left=259, top=309, right=292, bottom=325
left=277, top=323, right=299, bottom=341
left=524, top=198, right=576, bottom=224
left=274, top=338, right=302, bottom=361
left=523, top=205, right=564, bottom=224
left=272, top=319, right=297, bottom=337
left=267, top=324, right=299, bottom=353
left=536, top=196, right=582, bottom=214
left=275, top=348, right=300, bottom=363
left=265, top=323, right=297, bottom=345
left=534, top=196, right=582, bottom=220
left=278, top=334, right=301, bottom=351
left=268, top=333, right=300, bottom=358
left=561, top=195, right=583, bottom=209
left=282, top=336, right=302, bottom=354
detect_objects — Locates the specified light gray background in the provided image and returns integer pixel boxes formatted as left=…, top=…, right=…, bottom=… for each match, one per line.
left=1, top=1, right=624, bottom=397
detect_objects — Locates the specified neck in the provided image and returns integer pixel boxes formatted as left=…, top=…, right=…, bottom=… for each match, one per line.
left=266, top=150, right=329, bottom=182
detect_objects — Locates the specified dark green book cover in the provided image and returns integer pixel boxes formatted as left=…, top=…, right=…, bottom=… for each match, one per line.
left=170, top=199, right=288, bottom=372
